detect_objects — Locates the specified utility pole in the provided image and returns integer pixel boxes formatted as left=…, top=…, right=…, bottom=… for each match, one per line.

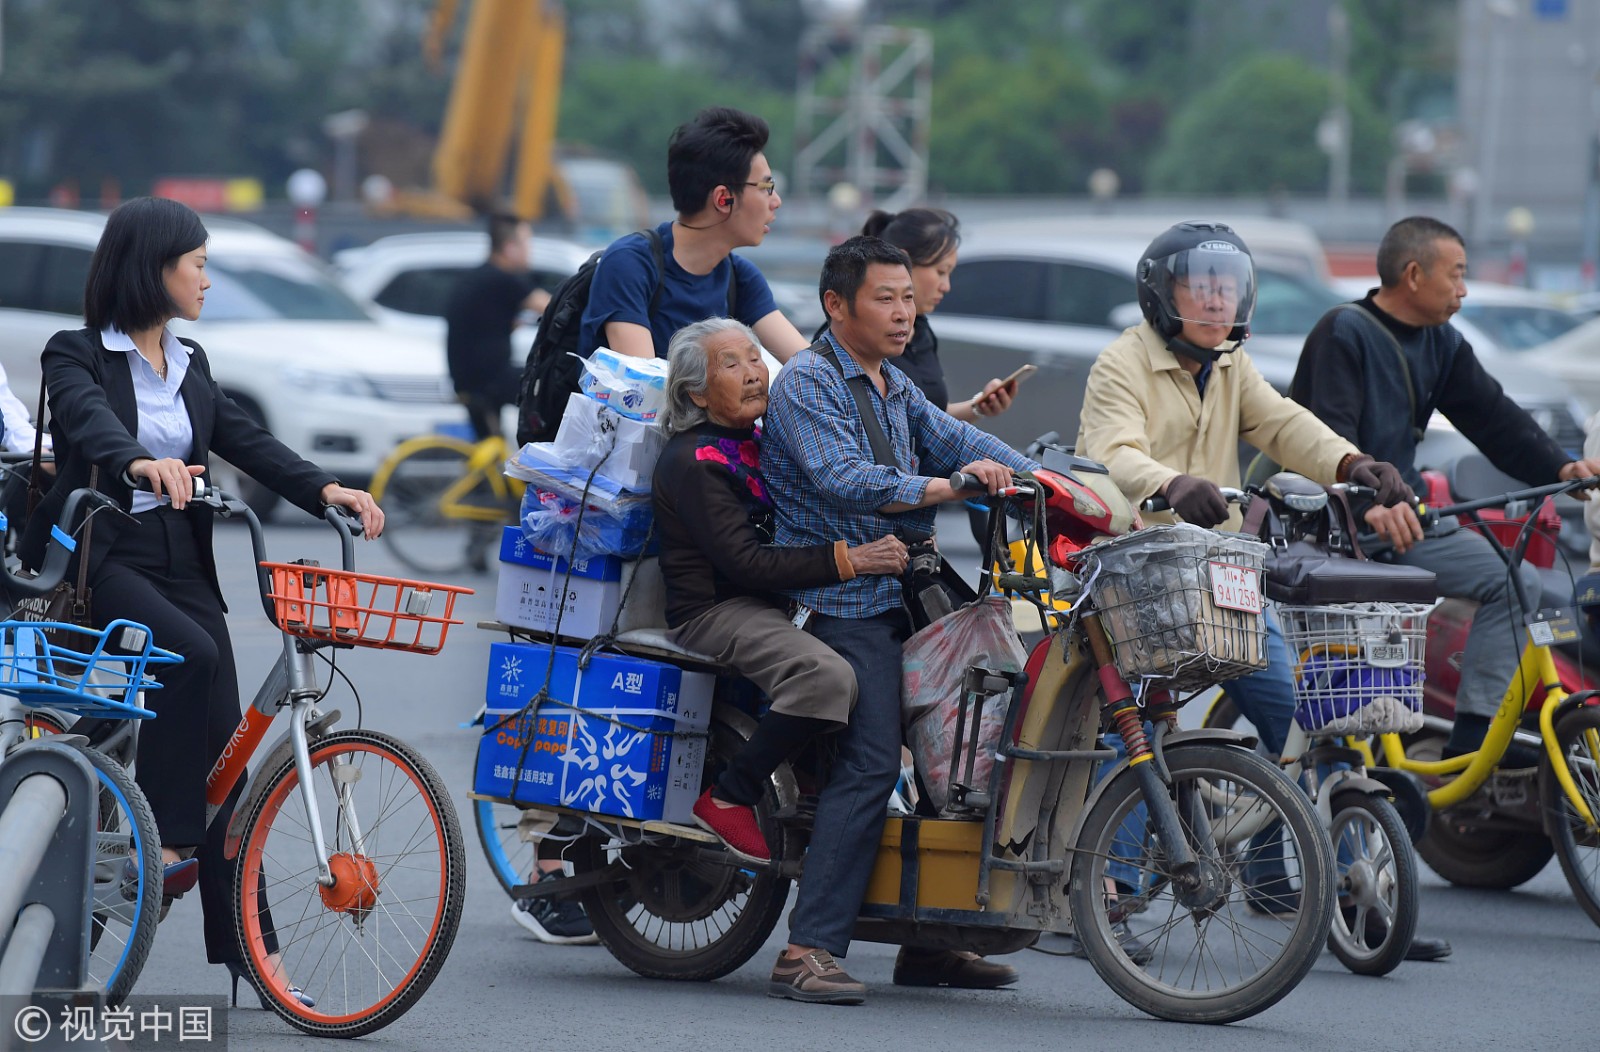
left=1326, top=4, right=1352, bottom=224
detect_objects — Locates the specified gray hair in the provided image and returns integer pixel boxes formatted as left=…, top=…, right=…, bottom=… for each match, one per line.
left=662, top=317, right=761, bottom=436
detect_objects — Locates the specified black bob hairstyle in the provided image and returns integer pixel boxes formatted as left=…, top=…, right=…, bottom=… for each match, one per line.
left=84, top=197, right=209, bottom=334
left=818, top=235, right=912, bottom=317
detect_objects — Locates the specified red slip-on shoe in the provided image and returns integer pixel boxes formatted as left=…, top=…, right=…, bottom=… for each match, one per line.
left=691, top=788, right=771, bottom=864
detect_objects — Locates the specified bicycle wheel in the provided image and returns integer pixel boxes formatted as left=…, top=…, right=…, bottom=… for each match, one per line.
left=1542, top=704, right=1600, bottom=927
left=1410, top=729, right=1554, bottom=888
left=573, top=716, right=792, bottom=981
left=1068, top=741, right=1334, bottom=1024
left=233, top=730, right=466, bottom=1038
left=1325, top=791, right=1418, bottom=976
left=474, top=797, right=537, bottom=897
left=77, top=745, right=162, bottom=1005
left=370, top=438, right=505, bottom=576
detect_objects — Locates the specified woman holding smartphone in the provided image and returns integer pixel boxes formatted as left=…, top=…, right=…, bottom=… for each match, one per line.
left=860, top=208, right=1022, bottom=422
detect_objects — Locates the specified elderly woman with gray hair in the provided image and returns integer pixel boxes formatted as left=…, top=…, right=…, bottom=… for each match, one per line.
left=654, top=317, right=907, bottom=863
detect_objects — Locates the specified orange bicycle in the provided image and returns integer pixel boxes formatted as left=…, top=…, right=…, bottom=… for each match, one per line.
left=126, top=484, right=474, bottom=1037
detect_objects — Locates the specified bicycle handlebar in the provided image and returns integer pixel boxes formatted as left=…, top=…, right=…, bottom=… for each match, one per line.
left=1, top=487, right=130, bottom=600
left=948, top=471, right=1036, bottom=499
left=1419, top=474, right=1600, bottom=524
left=135, top=474, right=364, bottom=622
left=1139, top=487, right=1245, bottom=514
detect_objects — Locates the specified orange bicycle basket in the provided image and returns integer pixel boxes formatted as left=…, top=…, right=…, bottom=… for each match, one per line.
left=262, top=562, right=473, bottom=655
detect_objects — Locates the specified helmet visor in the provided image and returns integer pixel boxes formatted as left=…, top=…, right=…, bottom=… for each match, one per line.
left=1155, top=242, right=1256, bottom=329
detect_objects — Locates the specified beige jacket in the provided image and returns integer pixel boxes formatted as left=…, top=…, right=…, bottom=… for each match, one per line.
left=1076, top=322, right=1359, bottom=532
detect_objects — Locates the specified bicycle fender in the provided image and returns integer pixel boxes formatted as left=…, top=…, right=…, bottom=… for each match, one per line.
left=1315, top=771, right=1396, bottom=829
left=222, top=708, right=341, bottom=861
left=1064, top=729, right=1260, bottom=852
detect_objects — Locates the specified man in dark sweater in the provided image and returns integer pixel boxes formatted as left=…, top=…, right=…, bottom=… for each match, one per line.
left=445, top=212, right=549, bottom=440
left=1291, top=215, right=1600, bottom=758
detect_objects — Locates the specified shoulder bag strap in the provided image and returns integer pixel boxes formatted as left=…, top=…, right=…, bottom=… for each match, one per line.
left=66, top=464, right=99, bottom=623
left=816, top=340, right=897, bottom=467
left=1340, top=302, right=1425, bottom=444
left=26, top=382, right=47, bottom=514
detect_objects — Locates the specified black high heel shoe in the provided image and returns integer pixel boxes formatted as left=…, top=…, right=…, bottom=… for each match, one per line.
left=224, top=962, right=316, bottom=1009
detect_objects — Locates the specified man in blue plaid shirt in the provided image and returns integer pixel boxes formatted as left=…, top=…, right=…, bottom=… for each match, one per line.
left=760, top=236, right=1037, bottom=1004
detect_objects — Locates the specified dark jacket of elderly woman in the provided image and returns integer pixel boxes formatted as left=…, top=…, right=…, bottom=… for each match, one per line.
left=651, top=316, right=906, bottom=866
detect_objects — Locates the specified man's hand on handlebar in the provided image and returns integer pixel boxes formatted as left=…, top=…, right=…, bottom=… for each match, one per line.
left=954, top=458, right=1013, bottom=496
left=128, top=457, right=207, bottom=510
left=1161, top=474, right=1230, bottom=528
left=1342, top=455, right=1413, bottom=507
left=846, top=534, right=908, bottom=576
left=320, top=484, right=384, bottom=540
left=1363, top=502, right=1424, bottom=554
left=1557, top=458, right=1600, bottom=501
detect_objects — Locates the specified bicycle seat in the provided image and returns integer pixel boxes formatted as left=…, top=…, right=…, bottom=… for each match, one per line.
left=612, top=627, right=729, bottom=671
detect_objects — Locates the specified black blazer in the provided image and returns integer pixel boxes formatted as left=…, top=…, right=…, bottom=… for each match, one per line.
left=20, top=327, right=338, bottom=603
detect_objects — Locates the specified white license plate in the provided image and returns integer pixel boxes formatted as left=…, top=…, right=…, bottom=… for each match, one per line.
left=1208, top=562, right=1262, bottom=614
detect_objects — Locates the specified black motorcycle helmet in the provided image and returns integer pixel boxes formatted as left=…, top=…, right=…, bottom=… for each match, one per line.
left=1136, top=221, right=1258, bottom=347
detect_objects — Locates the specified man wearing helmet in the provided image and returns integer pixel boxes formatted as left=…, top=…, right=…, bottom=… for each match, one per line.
left=1075, top=221, right=1452, bottom=962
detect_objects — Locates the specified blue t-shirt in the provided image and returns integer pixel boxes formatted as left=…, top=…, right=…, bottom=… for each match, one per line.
left=577, top=222, right=780, bottom=358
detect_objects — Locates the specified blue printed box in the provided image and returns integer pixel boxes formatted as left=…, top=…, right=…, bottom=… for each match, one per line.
left=475, top=642, right=712, bottom=824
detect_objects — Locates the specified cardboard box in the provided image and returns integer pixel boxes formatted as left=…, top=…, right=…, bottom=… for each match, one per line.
left=492, top=527, right=666, bottom=637
left=474, top=642, right=712, bottom=823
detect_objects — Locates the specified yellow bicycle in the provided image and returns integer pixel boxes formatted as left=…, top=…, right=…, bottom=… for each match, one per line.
left=369, top=431, right=523, bottom=576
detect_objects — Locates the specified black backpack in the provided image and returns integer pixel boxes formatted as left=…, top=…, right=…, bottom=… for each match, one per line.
left=514, top=227, right=738, bottom=447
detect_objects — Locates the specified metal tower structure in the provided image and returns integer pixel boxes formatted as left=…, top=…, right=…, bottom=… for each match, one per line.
left=793, top=19, right=932, bottom=211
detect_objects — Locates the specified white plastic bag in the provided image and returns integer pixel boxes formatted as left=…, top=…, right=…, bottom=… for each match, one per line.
left=530, top=393, right=667, bottom=490
left=901, top=596, right=1027, bottom=812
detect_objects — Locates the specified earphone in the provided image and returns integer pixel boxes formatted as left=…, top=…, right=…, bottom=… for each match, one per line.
left=718, top=194, right=731, bottom=209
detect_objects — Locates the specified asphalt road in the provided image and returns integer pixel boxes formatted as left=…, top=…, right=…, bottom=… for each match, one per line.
left=122, top=510, right=1596, bottom=1052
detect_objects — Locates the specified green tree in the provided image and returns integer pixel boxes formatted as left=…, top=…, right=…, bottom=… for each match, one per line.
left=1147, top=53, right=1389, bottom=194
left=928, top=47, right=1112, bottom=195
left=557, top=59, right=793, bottom=197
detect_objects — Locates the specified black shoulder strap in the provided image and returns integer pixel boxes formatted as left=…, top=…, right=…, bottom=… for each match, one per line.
left=725, top=258, right=739, bottom=316
left=641, top=228, right=666, bottom=318
left=1339, top=302, right=1424, bottom=444
left=815, top=338, right=897, bottom=468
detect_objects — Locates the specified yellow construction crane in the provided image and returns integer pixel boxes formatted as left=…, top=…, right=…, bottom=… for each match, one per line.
left=389, top=0, right=571, bottom=220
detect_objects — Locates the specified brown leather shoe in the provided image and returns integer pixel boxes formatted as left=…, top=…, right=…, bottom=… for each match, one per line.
left=892, top=948, right=1018, bottom=989
left=769, top=950, right=866, bottom=1005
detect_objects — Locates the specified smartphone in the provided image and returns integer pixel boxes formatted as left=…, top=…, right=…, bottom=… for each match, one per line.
left=999, top=364, right=1036, bottom=388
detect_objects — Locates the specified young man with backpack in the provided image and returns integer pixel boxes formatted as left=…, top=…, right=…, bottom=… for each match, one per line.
left=518, top=107, right=807, bottom=444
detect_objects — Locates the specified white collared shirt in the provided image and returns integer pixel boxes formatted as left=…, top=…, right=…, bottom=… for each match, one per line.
left=100, top=327, right=193, bottom=514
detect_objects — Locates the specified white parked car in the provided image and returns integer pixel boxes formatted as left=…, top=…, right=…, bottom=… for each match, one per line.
left=332, top=230, right=593, bottom=342
left=0, top=208, right=468, bottom=515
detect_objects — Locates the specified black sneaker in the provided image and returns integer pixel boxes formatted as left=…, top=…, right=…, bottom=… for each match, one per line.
left=510, top=872, right=599, bottom=945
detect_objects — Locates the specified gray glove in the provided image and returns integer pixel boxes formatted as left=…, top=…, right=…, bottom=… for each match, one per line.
left=1164, top=474, right=1229, bottom=528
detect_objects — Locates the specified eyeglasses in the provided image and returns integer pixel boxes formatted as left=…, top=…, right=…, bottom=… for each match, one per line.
left=743, top=179, right=778, bottom=197
left=1175, top=279, right=1241, bottom=304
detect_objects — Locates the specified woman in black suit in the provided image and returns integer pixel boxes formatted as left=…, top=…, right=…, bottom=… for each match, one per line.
left=21, top=197, right=383, bottom=1003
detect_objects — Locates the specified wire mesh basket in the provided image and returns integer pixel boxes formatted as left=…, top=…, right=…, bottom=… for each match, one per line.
left=263, top=562, right=473, bottom=654
left=1083, top=524, right=1270, bottom=693
left=0, top=619, right=182, bottom=718
left=1278, top=602, right=1433, bottom=735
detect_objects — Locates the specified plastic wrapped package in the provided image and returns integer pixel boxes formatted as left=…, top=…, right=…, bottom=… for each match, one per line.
left=505, top=449, right=655, bottom=561
left=578, top=349, right=668, bottom=422
left=901, top=596, right=1027, bottom=812
left=527, top=392, right=667, bottom=491
left=1084, top=524, right=1269, bottom=692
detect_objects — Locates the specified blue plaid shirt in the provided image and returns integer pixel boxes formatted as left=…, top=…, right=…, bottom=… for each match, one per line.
left=762, top=335, right=1037, bottom=618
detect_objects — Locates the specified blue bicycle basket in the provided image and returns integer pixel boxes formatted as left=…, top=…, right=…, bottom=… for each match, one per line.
left=0, top=619, right=183, bottom=719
